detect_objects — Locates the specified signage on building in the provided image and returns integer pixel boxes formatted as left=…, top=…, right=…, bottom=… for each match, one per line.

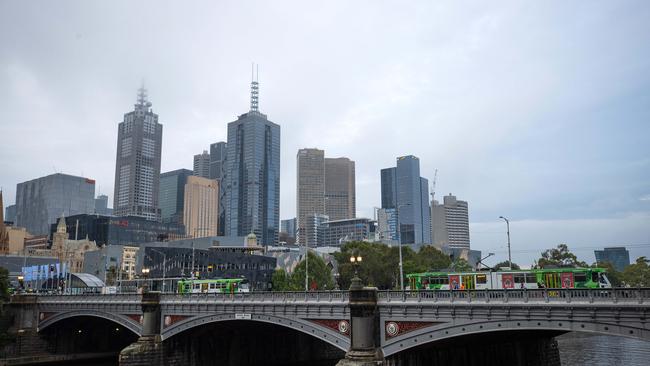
left=235, top=313, right=252, bottom=320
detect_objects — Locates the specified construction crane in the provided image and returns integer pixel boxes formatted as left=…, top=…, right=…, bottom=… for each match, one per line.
left=430, top=169, right=438, bottom=203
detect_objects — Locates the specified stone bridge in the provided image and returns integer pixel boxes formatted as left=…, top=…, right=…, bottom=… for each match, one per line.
left=7, top=287, right=650, bottom=365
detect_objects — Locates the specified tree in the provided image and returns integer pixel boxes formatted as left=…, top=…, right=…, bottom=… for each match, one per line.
left=451, top=258, right=473, bottom=272
left=494, top=261, right=520, bottom=270
left=271, top=269, right=290, bottom=291
left=621, top=257, right=650, bottom=287
left=537, top=244, right=588, bottom=268
left=288, top=252, right=335, bottom=291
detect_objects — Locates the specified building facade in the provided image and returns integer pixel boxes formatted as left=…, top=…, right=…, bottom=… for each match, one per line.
left=209, top=141, right=228, bottom=235
left=594, top=247, right=630, bottom=272
left=321, top=218, right=372, bottom=247
left=193, top=150, right=211, bottom=178
left=380, top=156, right=431, bottom=245
left=94, top=194, right=112, bottom=216
left=324, top=157, right=356, bottom=221
left=305, top=214, right=329, bottom=247
left=113, top=87, right=163, bottom=221
left=5, top=204, right=16, bottom=224
left=49, top=214, right=186, bottom=247
left=432, top=194, right=470, bottom=250
left=377, top=208, right=398, bottom=243
left=296, top=148, right=325, bottom=245
left=159, top=169, right=193, bottom=225
left=280, top=218, right=296, bottom=237
left=223, top=79, right=280, bottom=246
left=183, top=176, right=219, bottom=238
left=15, top=173, right=96, bottom=235
left=51, top=215, right=96, bottom=273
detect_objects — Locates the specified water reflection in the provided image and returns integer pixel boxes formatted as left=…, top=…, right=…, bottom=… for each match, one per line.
left=557, top=333, right=650, bottom=366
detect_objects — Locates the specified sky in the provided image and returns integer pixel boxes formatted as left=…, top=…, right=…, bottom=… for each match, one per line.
left=1, top=1, right=649, bottom=267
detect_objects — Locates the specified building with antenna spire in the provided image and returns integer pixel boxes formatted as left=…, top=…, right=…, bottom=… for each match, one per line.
left=223, top=66, right=281, bottom=245
left=112, top=85, right=163, bottom=221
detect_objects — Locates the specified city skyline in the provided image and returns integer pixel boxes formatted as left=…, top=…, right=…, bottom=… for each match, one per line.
left=1, top=1, right=649, bottom=265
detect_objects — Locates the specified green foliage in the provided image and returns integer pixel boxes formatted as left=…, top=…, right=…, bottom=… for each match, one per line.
left=452, top=258, right=473, bottom=272
left=537, top=243, right=588, bottom=268
left=621, top=257, right=650, bottom=287
left=272, top=252, right=334, bottom=291
left=271, top=269, right=290, bottom=291
left=334, top=242, right=452, bottom=290
left=494, top=261, right=520, bottom=270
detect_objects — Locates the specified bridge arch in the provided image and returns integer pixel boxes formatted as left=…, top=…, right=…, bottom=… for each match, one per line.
left=38, top=310, right=142, bottom=337
left=162, top=313, right=349, bottom=351
left=382, top=319, right=650, bottom=357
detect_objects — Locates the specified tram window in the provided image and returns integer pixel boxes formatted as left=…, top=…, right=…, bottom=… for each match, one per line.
left=476, top=274, right=487, bottom=284
left=514, top=274, right=525, bottom=283
left=592, top=272, right=599, bottom=282
left=526, top=274, right=537, bottom=283
left=575, top=273, right=587, bottom=282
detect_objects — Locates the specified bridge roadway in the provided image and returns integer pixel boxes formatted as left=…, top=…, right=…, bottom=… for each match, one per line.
left=13, top=288, right=650, bottom=364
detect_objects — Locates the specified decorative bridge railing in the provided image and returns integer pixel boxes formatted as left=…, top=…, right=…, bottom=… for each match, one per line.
left=30, top=288, right=650, bottom=305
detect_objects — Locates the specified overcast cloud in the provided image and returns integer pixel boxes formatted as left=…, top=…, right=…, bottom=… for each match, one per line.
left=1, top=1, right=649, bottom=265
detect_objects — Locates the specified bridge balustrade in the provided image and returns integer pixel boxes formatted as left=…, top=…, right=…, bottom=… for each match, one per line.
left=376, top=288, right=650, bottom=304
left=159, top=291, right=350, bottom=303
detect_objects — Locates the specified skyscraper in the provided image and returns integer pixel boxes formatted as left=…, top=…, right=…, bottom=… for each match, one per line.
left=380, top=156, right=431, bottom=245
left=209, top=142, right=227, bottom=180
left=193, top=150, right=211, bottom=178
left=209, top=141, right=227, bottom=235
left=113, top=86, right=163, bottom=221
left=324, top=157, right=356, bottom=221
left=594, top=247, right=630, bottom=272
left=432, top=194, right=470, bottom=249
left=15, top=173, right=96, bottom=235
left=94, top=194, right=112, bottom=215
left=296, top=148, right=325, bottom=246
left=159, top=169, right=193, bottom=225
left=223, top=71, right=280, bottom=245
left=183, top=176, right=219, bottom=238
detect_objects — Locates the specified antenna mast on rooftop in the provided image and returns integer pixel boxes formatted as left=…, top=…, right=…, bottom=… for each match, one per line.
left=250, top=63, right=259, bottom=112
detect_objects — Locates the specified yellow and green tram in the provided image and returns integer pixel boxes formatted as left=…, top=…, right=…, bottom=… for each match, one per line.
left=177, top=278, right=250, bottom=294
left=407, top=268, right=611, bottom=290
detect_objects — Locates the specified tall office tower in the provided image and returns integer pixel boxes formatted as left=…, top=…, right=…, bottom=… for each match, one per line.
left=15, top=173, right=96, bottom=235
left=193, top=150, right=211, bottom=178
left=159, top=169, right=193, bottom=224
left=324, top=157, right=356, bottom=221
left=209, top=141, right=227, bottom=235
left=377, top=207, right=398, bottom=242
left=380, top=156, right=431, bottom=245
left=113, top=86, right=163, bottom=221
left=380, top=167, right=397, bottom=209
left=280, top=218, right=296, bottom=237
left=223, top=72, right=281, bottom=245
left=94, top=195, right=110, bottom=215
left=431, top=194, right=470, bottom=249
left=296, top=148, right=325, bottom=246
left=5, top=204, right=16, bottom=224
left=305, top=213, right=329, bottom=247
left=0, top=191, right=9, bottom=253
left=183, top=176, right=219, bottom=238
left=594, top=247, right=630, bottom=272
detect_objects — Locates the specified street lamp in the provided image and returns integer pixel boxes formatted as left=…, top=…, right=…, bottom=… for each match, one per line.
left=141, top=268, right=150, bottom=293
left=349, top=252, right=363, bottom=290
left=499, top=216, right=512, bottom=269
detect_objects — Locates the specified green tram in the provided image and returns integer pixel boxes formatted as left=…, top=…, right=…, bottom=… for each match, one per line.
left=407, top=268, right=611, bottom=290
left=177, top=278, right=250, bottom=294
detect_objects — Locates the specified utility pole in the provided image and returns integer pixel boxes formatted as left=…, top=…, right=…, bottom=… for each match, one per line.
left=499, top=216, right=512, bottom=268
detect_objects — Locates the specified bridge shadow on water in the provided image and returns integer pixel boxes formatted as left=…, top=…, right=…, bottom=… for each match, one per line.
left=163, top=320, right=345, bottom=366
left=385, top=330, right=565, bottom=366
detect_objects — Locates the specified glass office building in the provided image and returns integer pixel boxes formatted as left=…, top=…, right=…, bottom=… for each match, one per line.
left=159, top=169, right=193, bottom=225
left=223, top=80, right=280, bottom=246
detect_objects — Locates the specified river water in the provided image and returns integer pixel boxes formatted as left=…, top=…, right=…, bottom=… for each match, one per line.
left=557, top=333, right=650, bottom=365
left=41, top=332, right=650, bottom=365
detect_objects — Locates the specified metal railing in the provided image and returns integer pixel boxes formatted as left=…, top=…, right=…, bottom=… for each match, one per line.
left=160, top=291, right=350, bottom=303
left=377, top=288, right=650, bottom=304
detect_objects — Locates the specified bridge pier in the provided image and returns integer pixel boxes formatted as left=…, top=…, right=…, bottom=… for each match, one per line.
left=119, top=292, right=172, bottom=366
left=3, top=295, right=52, bottom=358
left=337, top=279, right=384, bottom=366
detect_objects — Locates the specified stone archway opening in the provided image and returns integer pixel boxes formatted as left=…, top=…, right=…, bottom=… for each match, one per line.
left=40, top=315, right=139, bottom=356
left=385, top=330, right=566, bottom=366
left=163, top=320, right=345, bottom=366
